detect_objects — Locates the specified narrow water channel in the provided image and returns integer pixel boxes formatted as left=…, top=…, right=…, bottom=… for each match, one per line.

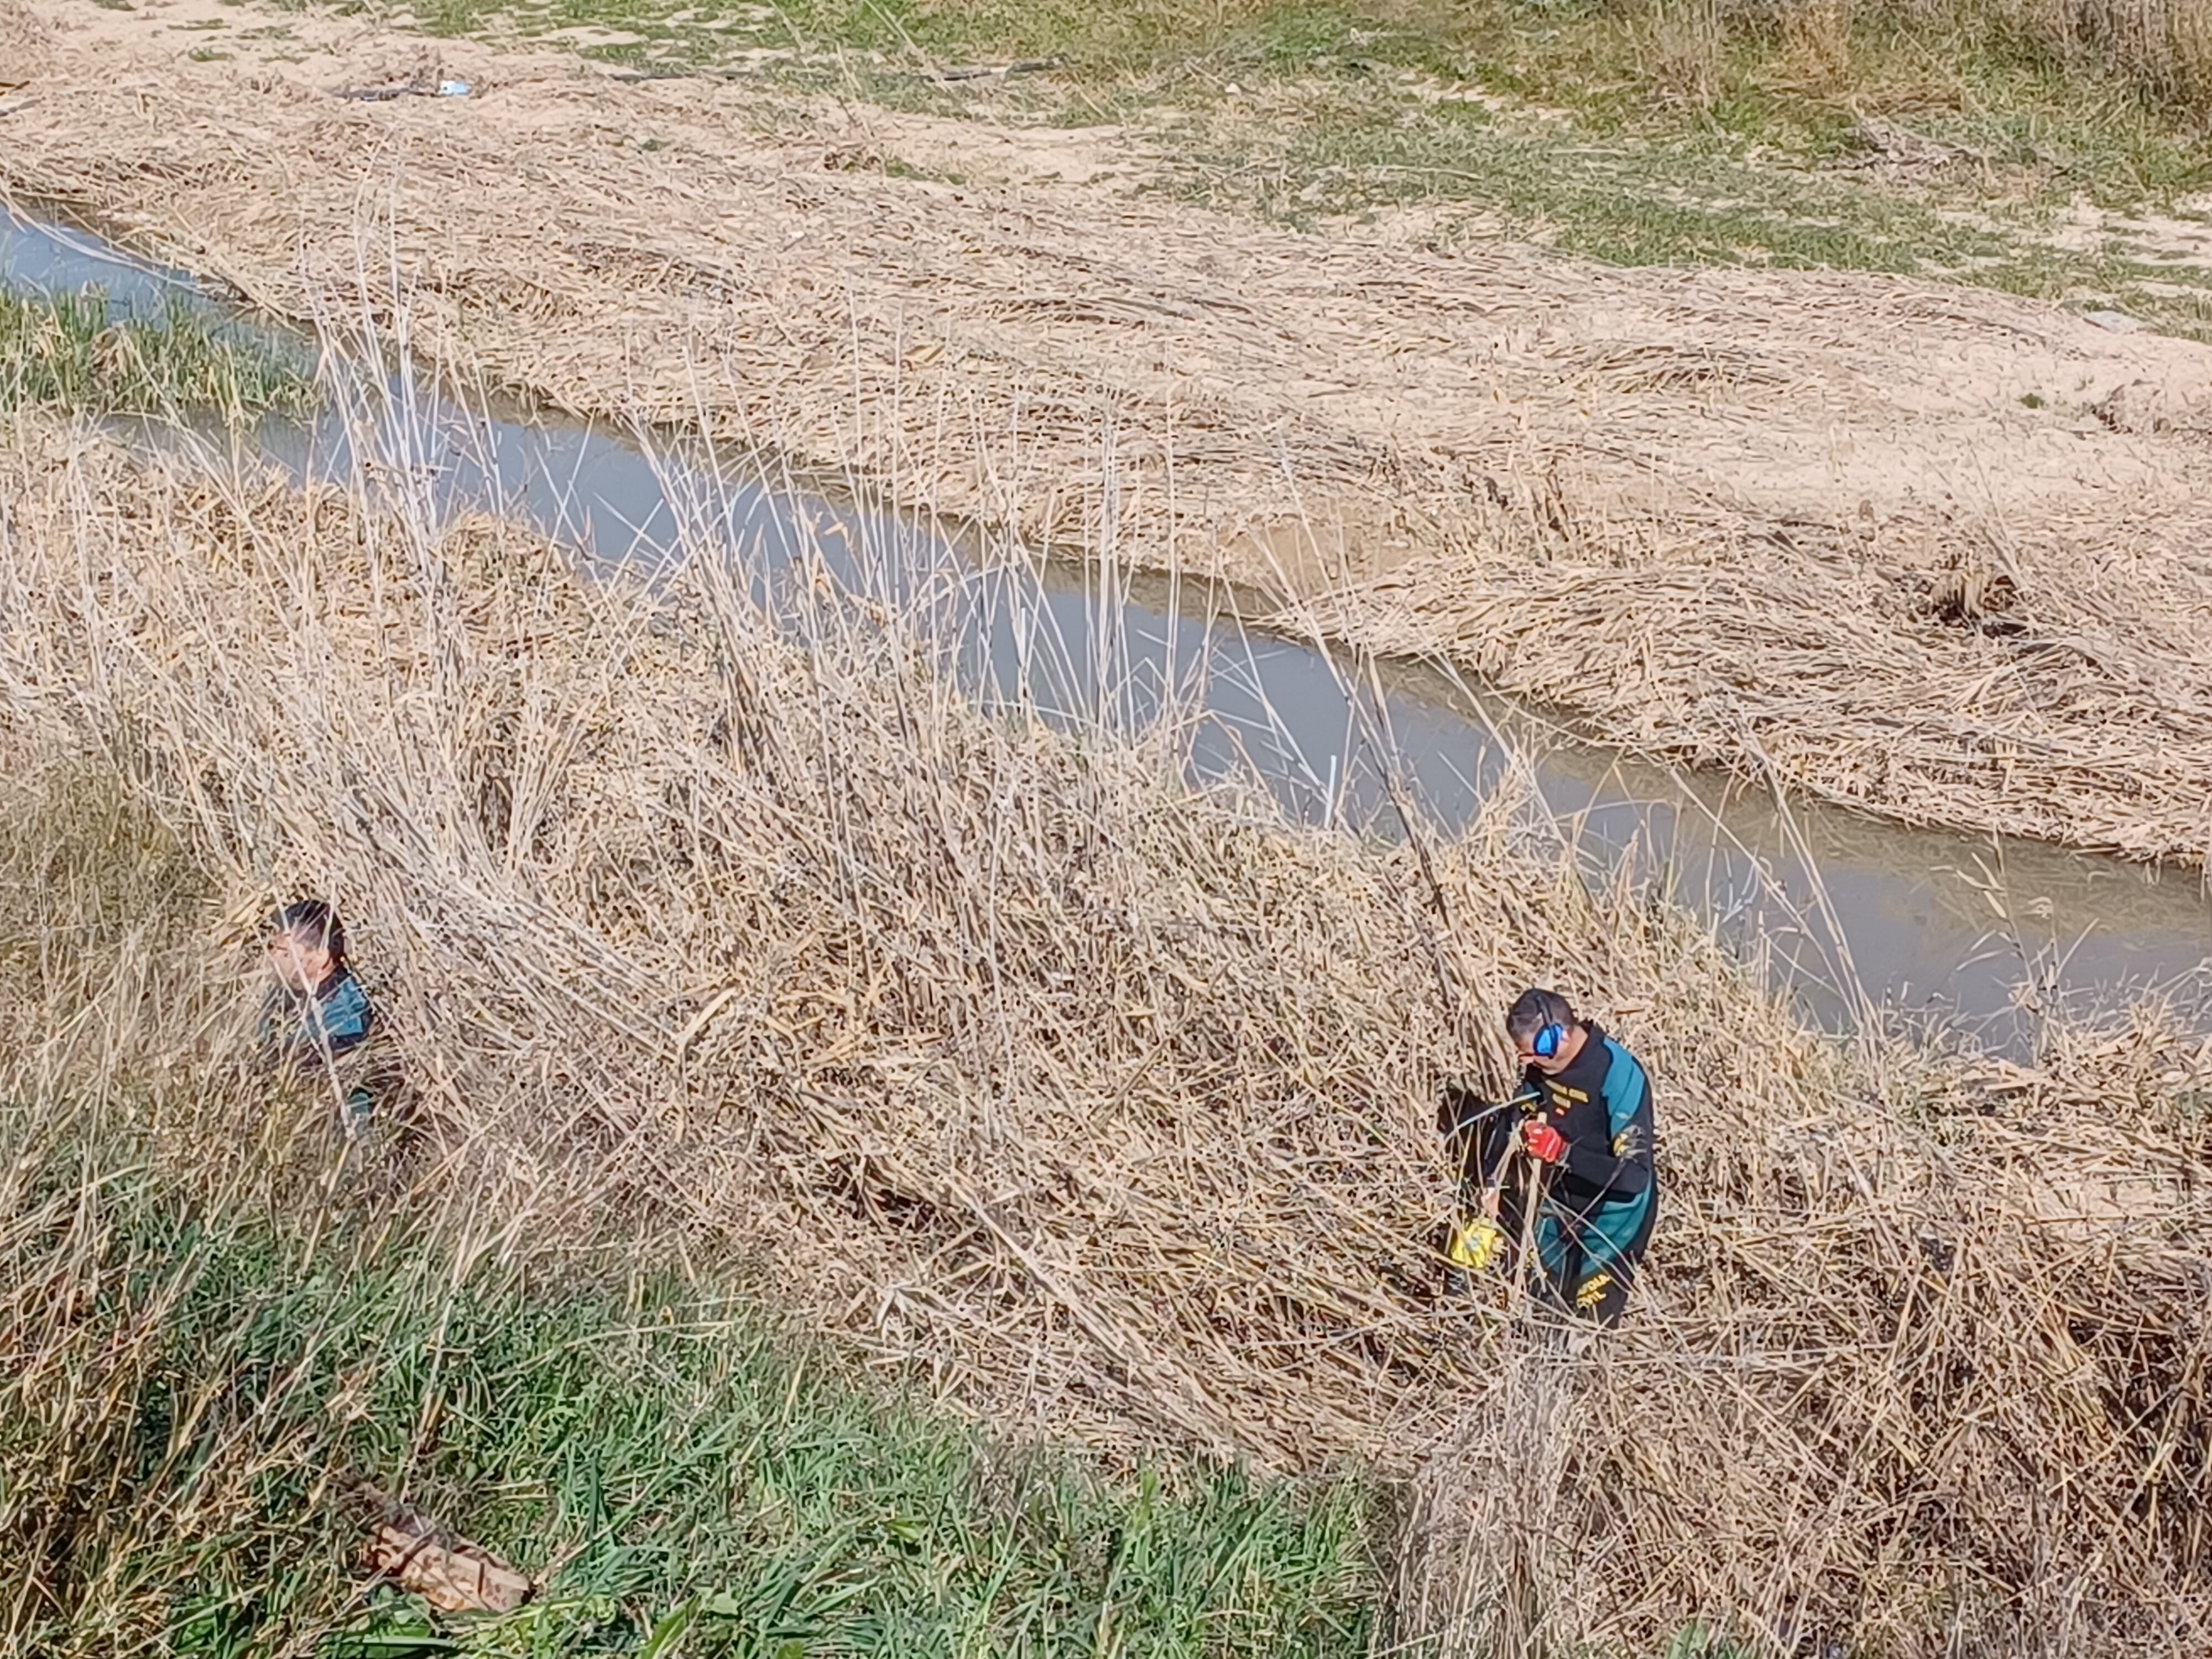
left=7, top=204, right=2208, bottom=1053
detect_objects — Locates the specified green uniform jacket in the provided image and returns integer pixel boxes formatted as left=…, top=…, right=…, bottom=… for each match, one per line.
left=1523, top=1025, right=1657, bottom=1279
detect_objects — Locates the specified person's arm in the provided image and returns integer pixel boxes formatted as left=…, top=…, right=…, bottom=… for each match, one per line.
left=1439, top=1081, right=1535, bottom=1199
left=1560, top=1049, right=1653, bottom=1198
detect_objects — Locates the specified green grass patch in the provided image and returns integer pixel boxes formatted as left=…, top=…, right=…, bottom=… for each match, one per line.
left=280, top=0, right=2212, bottom=333
left=371, top=0, right=2212, bottom=197
left=1, top=1144, right=1379, bottom=1658
left=1140, top=77, right=2212, bottom=336
left=0, top=763, right=1381, bottom=1659
left=0, top=287, right=317, bottom=421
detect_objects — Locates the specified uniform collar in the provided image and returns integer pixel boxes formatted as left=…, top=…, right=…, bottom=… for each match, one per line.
left=1546, top=1021, right=1611, bottom=1093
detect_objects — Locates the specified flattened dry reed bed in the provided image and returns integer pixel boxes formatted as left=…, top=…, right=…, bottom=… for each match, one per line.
left=1287, top=497, right=2212, bottom=867
left=0, top=421, right=2208, bottom=1654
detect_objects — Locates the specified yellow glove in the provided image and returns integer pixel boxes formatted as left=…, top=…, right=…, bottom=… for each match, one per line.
left=1448, top=1217, right=1505, bottom=1272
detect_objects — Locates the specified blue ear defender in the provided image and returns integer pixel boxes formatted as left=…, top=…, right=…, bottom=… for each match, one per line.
left=1532, top=1021, right=1566, bottom=1058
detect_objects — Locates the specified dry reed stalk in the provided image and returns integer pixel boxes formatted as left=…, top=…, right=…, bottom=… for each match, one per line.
left=2045, top=0, right=2212, bottom=112
left=1646, top=0, right=1727, bottom=111
left=0, top=420, right=2207, bottom=1652
left=4, top=0, right=2212, bottom=869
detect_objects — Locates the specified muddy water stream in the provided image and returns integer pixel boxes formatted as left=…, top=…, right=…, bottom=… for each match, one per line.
left=7, top=206, right=2208, bottom=1053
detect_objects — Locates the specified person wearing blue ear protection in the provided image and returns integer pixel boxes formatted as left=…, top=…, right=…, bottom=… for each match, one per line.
left=1449, top=986, right=1657, bottom=1325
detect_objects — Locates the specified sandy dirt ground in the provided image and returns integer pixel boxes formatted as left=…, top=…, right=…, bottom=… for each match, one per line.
left=6, top=0, right=2212, bottom=859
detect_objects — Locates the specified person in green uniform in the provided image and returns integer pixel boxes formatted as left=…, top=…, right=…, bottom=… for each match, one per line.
left=1440, top=987, right=1658, bottom=1326
left=259, top=899, right=381, bottom=1138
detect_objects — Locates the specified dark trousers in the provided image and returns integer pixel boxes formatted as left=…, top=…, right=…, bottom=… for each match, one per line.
left=1533, top=1191, right=1658, bottom=1327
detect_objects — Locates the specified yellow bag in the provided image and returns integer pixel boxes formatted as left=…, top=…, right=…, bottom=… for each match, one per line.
left=1448, top=1216, right=1505, bottom=1271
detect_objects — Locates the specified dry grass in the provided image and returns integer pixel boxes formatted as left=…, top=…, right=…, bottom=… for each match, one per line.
left=0, top=802, right=1382, bottom=1659
left=1646, top=0, right=1729, bottom=111
left=7, top=0, right=2212, bottom=867
left=2, top=411, right=2209, bottom=1653
left=1132, top=0, right=2212, bottom=115
left=1636, top=0, right=2212, bottom=113
left=2014, top=0, right=2212, bottom=113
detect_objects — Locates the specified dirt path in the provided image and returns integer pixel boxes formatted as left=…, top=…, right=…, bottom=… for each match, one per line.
left=7, top=0, right=2212, bottom=861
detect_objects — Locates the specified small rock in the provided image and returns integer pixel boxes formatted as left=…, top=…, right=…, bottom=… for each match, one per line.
left=1849, top=115, right=1961, bottom=172
left=2081, top=309, right=2142, bottom=334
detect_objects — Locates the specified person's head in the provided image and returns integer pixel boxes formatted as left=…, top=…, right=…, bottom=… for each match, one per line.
left=265, top=899, right=346, bottom=994
left=1506, top=986, right=1583, bottom=1074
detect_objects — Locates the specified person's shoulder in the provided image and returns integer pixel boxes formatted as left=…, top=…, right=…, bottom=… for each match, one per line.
left=318, top=971, right=376, bottom=1040
left=1600, top=1033, right=1649, bottom=1092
